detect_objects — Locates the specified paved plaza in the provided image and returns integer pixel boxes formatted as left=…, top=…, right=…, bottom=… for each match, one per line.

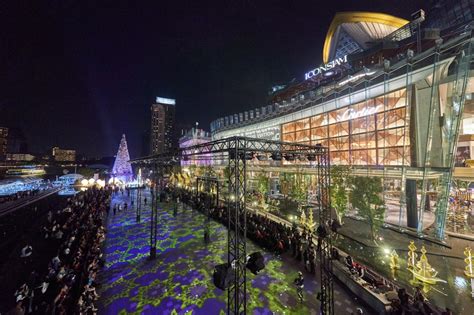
left=98, top=191, right=371, bottom=314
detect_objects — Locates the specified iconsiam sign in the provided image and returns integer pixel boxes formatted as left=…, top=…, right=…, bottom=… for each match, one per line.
left=305, top=55, right=348, bottom=80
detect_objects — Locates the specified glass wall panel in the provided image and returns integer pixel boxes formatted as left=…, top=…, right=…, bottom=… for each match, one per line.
left=295, top=118, right=310, bottom=130
left=329, top=136, right=349, bottom=151
left=311, top=114, right=328, bottom=127
left=328, top=121, right=349, bottom=137
left=281, top=88, right=409, bottom=166
left=282, top=122, right=296, bottom=133
left=295, top=130, right=310, bottom=142
left=282, top=133, right=295, bottom=142
left=332, top=151, right=350, bottom=164
left=311, top=127, right=327, bottom=140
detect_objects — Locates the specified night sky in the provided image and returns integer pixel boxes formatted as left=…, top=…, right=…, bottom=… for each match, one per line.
left=0, top=0, right=426, bottom=158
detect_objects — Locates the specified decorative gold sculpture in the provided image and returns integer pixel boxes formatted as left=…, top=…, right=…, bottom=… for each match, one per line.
left=299, top=210, right=307, bottom=227
left=409, top=246, right=446, bottom=284
left=389, top=250, right=400, bottom=270
left=306, top=208, right=315, bottom=231
left=407, top=241, right=417, bottom=269
left=464, top=247, right=474, bottom=278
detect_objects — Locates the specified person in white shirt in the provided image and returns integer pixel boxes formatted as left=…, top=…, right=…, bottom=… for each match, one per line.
left=20, top=244, right=33, bottom=258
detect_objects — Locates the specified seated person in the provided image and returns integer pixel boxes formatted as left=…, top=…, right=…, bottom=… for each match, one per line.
left=345, top=255, right=355, bottom=273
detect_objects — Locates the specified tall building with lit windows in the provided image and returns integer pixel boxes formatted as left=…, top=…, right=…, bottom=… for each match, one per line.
left=210, top=9, right=474, bottom=239
left=150, top=97, right=176, bottom=155
left=0, top=127, right=8, bottom=161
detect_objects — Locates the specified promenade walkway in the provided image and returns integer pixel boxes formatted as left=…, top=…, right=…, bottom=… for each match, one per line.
left=98, top=190, right=371, bottom=314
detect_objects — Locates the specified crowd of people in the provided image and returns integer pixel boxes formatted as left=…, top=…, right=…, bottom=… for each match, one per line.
left=182, top=191, right=319, bottom=274
left=9, top=187, right=110, bottom=315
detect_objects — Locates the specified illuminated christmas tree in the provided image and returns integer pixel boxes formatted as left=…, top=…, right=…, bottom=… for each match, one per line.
left=112, top=134, right=133, bottom=183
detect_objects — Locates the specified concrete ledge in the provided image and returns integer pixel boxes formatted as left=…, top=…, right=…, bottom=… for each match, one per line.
left=332, top=259, right=392, bottom=314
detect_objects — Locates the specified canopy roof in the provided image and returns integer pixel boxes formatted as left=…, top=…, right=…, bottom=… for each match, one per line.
left=323, top=11, right=409, bottom=63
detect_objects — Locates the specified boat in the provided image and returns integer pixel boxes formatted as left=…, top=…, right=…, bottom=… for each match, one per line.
left=56, top=174, right=84, bottom=186
left=6, top=166, right=46, bottom=177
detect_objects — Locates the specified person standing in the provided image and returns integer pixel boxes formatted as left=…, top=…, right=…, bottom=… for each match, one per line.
left=294, top=271, right=304, bottom=302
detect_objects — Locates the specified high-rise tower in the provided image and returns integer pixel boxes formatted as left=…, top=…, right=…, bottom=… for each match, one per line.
left=150, top=97, right=176, bottom=155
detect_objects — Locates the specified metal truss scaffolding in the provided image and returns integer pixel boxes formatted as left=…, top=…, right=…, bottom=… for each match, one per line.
left=136, top=186, right=142, bottom=222
left=150, top=163, right=159, bottom=259
left=131, top=136, right=332, bottom=315
left=317, top=151, right=333, bottom=315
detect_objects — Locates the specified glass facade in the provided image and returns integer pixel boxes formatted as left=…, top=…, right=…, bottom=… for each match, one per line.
left=282, top=89, right=409, bottom=166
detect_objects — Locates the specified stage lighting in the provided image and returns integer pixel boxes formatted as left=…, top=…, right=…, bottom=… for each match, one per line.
left=213, top=263, right=233, bottom=290
left=246, top=252, right=265, bottom=275
left=297, top=154, right=307, bottom=161
left=307, top=154, right=316, bottom=161
left=284, top=153, right=295, bottom=161
left=243, top=152, right=255, bottom=160
left=270, top=153, right=282, bottom=161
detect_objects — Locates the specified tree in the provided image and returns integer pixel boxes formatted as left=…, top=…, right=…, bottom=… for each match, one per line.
left=255, top=171, right=270, bottom=207
left=350, top=176, right=386, bottom=241
left=204, top=165, right=216, bottom=178
left=330, top=165, right=351, bottom=224
left=289, top=168, right=308, bottom=211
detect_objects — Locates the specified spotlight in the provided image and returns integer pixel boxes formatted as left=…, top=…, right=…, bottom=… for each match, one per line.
left=244, top=152, right=255, bottom=160
left=284, top=154, right=295, bottom=161
left=307, top=154, right=316, bottom=162
left=213, top=263, right=233, bottom=290
left=270, top=153, right=282, bottom=161
left=297, top=155, right=307, bottom=162
left=246, top=252, right=265, bottom=275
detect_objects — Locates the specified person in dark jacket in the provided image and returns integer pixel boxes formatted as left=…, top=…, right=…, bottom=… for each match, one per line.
left=294, top=271, right=304, bottom=302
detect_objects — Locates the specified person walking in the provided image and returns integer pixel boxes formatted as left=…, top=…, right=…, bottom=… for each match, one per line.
left=294, top=271, right=304, bottom=302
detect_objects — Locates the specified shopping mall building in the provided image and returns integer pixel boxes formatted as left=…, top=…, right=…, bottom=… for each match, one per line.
left=209, top=3, right=474, bottom=239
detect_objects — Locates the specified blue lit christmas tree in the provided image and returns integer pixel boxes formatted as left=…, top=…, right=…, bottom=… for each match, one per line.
left=112, top=134, right=133, bottom=183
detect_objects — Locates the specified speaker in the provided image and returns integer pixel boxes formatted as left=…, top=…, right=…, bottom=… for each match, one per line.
left=246, top=252, right=265, bottom=275
left=213, top=263, right=233, bottom=290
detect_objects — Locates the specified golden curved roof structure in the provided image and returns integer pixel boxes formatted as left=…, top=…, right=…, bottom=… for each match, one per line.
left=322, top=12, right=409, bottom=63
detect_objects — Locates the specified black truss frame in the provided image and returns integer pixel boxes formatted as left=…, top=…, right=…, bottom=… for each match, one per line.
left=317, top=152, right=333, bottom=315
left=131, top=136, right=332, bottom=315
left=136, top=185, right=142, bottom=222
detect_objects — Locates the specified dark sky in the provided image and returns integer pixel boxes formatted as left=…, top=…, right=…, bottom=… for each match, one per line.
left=0, top=0, right=427, bottom=158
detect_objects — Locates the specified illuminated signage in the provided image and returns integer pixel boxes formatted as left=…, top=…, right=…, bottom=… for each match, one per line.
left=305, top=55, right=348, bottom=80
left=156, top=97, right=176, bottom=105
left=337, top=104, right=382, bottom=121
